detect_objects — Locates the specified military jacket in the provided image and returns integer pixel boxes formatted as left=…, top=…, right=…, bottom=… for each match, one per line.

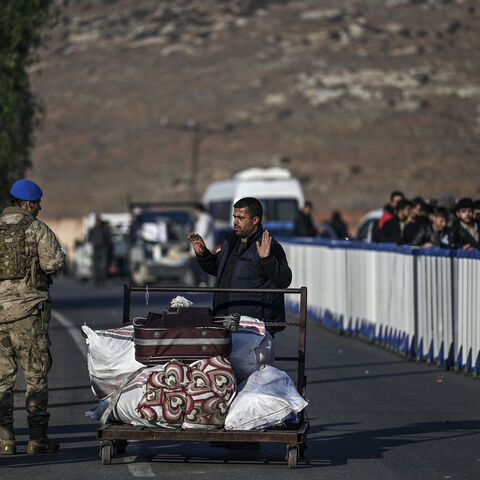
left=0, top=206, right=66, bottom=323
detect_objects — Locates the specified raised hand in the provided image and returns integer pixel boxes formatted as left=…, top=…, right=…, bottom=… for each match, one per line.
left=188, top=233, right=207, bottom=255
left=256, top=230, right=272, bottom=258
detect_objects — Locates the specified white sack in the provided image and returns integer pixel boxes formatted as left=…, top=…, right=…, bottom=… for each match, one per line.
left=110, top=366, right=179, bottom=428
left=170, top=296, right=194, bottom=308
left=224, top=365, right=308, bottom=431
left=82, top=324, right=144, bottom=399
left=229, top=316, right=275, bottom=382
left=141, top=221, right=167, bottom=243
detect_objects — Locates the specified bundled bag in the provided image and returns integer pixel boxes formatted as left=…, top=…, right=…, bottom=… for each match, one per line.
left=229, top=316, right=275, bottom=382
left=136, top=356, right=236, bottom=429
left=224, top=365, right=308, bottom=431
left=110, top=366, right=175, bottom=428
left=133, top=307, right=233, bottom=364
left=102, top=356, right=236, bottom=429
left=82, top=324, right=144, bottom=399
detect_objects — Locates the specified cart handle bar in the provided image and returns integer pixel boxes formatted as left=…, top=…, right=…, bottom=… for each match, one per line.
left=128, top=285, right=302, bottom=294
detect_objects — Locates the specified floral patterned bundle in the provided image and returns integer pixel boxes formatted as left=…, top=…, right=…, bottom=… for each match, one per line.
left=136, top=356, right=236, bottom=429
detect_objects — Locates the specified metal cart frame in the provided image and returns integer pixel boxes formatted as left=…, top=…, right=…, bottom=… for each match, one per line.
left=97, top=284, right=309, bottom=468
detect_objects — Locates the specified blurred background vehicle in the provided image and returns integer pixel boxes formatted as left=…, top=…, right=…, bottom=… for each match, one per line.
left=127, top=202, right=194, bottom=285
left=203, top=167, right=305, bottom=247
left=316, top=221, right=340, bottom=240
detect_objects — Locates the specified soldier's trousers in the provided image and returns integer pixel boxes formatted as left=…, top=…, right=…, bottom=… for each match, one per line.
left=0, top=304, right=52, bottom=439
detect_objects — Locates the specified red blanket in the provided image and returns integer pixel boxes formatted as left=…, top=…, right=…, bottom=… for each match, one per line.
left=136, top=356, right=236, bottom=428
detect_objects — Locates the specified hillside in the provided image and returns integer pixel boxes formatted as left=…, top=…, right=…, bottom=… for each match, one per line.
left=29, top=0, right=480, bottom=226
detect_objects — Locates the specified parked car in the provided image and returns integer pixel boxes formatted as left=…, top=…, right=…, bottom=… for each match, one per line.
left=127, top=206, right=194, bottom=285
left=317, top=221, right=340, bottom=240
left=355, top=208, right=383, bottom=242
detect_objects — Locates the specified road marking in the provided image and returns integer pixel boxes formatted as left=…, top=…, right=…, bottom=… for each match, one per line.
left=51, top=312, right=155, bottom=477
left=123, top=457, right=156, bottom=477
left=51, top=309, right=88, bottom=360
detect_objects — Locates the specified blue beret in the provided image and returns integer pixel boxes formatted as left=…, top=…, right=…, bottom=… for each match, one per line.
left=10, top=179, right=43, bottom=201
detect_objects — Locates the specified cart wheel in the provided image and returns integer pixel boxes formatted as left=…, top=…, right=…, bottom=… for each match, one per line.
left=115, top=439, right=128, bottom=454
left=287, top=447, right=298, bottom=469
left=100, top=441, right=113, bottom=465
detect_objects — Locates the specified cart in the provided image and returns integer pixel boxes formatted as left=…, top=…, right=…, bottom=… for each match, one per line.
left=97, top=284, right=309, bottom=468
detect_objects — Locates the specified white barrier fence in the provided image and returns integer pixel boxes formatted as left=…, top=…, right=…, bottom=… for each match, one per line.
left=284, top=239, right=480, bottom=373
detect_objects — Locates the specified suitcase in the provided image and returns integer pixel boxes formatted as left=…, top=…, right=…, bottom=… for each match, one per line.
left=133, top=307, right=238, bottom=365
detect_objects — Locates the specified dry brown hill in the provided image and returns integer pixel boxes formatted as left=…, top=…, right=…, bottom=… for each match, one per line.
left=29, top=0, right=480, bottom=230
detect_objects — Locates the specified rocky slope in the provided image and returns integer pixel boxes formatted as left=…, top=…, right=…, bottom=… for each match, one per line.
left=29, top=0, right=480, bottom=225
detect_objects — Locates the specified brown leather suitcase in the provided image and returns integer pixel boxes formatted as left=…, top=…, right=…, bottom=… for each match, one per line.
left=133, top=307, right=234, bottom=365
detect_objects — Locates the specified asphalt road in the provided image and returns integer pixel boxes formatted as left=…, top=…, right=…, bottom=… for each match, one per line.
left=2, top=276, right=480, bottom=479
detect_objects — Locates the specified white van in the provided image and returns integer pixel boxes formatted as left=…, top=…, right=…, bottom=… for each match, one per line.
left=202, top=167, right=305, bottom=239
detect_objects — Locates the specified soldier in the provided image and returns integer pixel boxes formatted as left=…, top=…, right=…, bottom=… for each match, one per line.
left=0, top=180, right=66, bottom=455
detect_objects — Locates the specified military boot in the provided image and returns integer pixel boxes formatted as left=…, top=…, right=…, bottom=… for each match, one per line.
left=0, top=439, right=16, bottom=455
left=0, top=426, right=16, bottom=455
left=27, top=437, right=59, bottom=454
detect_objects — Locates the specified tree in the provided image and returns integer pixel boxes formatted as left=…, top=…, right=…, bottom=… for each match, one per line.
left=0, top=0, right=54, bottom=208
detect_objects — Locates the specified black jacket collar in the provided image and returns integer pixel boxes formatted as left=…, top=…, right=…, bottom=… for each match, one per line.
left=225, top=226, right=263, bottom=248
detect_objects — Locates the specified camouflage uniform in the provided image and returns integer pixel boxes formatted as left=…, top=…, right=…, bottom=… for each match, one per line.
left=0, top=206, right=66, bottom=439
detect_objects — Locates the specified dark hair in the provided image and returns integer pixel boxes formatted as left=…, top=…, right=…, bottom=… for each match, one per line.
left=412, top=196, right=425, bottom=207
left=331, top=209, right=341, bottom=220
left=304, top=201, right=313, bottom=209
left=473, top=199, right=480, bottom=210
left=234, top=197, right=263, bottom=219
left=395, top=199, right=412, bottom=211
left=414, top=199, right=429, bottom=214
left=390, top=191, right=404, bottom=202
left=10, top=195, right=23, bottom=207
left=455, top=197, right=474, bottom=211
left=193, top=203, right=205, bottom=212
left=433, top=207, right=449, bottom=220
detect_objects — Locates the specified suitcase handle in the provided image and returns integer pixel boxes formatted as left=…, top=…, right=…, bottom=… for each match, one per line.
left=132, top=317, right=147, bottom=327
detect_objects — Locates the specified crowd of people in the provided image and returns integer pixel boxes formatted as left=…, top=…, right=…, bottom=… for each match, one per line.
left=373, top=191, right=480, bottom=251
left=292, top=193, right=480, bottom=252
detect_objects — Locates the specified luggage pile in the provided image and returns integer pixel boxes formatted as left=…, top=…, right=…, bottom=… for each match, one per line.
left=84, top=297, right=308, bottom=431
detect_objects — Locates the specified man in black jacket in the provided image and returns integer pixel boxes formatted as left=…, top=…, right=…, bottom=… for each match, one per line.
left=425, top=207, right=451, bottom=248
left=449, top=198, right=480, bottom=250
left=403, top=199, right=432, bottom=246
left=188, top=197, right=292, bottom=335
left=377, top=199, right=412, bottom=244
left=294, top=201, right=317, bottom=237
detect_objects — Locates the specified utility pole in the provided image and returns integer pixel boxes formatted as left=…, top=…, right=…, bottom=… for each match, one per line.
left=159, top=109, right=291, bottom=203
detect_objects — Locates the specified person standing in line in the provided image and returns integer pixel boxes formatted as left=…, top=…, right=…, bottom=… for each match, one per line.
left=294, top=201, right=317, bottom=237
left=329, top=210, right=349, bottom=239
left=402, top=199, right=432, bottom=246
left=377, top=199, right=412, bottom=245
left=422, top=207, right=451, bottom=248
left=0, top=180, right=66, bottom=455
left=188, top=197, right=292, bottom=336
left=378, top=191, right=405, bottom=230
left=372, top=190, right=405, bottom=242
left=88, top=216, right=112, bottom=286
left=449, top=198, right=480, bottom=250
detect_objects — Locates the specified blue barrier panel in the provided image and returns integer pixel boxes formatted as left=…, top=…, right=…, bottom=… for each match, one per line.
left=284, top=238, right=480, bottom=372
